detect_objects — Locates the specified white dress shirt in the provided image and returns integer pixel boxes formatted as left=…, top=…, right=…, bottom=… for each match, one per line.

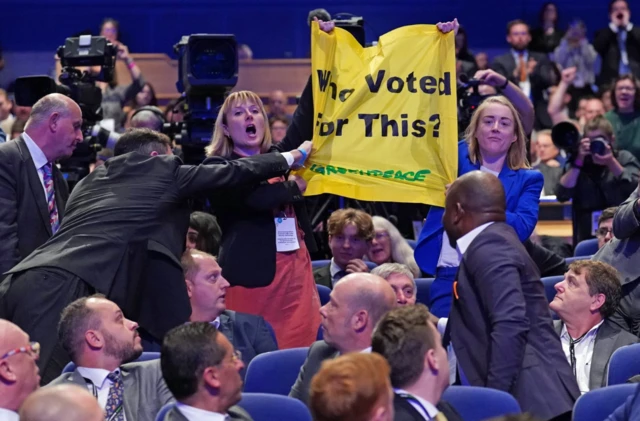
left=211, top=317, right=221, bottom=329
left=22, top=132, right=49, bottom=200
left=330, top=258, right=346, bottom=287
left=456, top=222, right=495, bottom=257
left=77, top=366, right=126, bottom=420
left=0, top=408, right=19, bottom=421
left=394, top=389, right=439, bottom=420
left=175, top=403, right=228, bottom=421
left=560, top=321, right=603, bottom=394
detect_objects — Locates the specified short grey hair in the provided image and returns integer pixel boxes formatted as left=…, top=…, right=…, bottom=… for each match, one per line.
left=26, top=94, right=74, bottom=127
left=371, top=263, right=416, bottom=290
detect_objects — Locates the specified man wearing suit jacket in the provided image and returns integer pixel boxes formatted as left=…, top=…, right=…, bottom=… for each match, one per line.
left=0, top=94, right=79, bottom=275
left=442, top=171, right=580, bottom=421
left=49, top=296, right=174, bottom=421
left=160, top=323, right=253, bottom=421
left=372, top=305, right=463, bottom=421
left=549, top=260, right=638, bottom=393
left=183, top=249, right=277, bottom=377
left=0, top=128, right=310, bottom=384
left=594, top=187, right=640, bottom=335
left=290, top=273, right=396, bottom=404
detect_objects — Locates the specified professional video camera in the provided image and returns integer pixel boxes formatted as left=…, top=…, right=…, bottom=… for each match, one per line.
left=14, top=35, right=120, bottom=188
left=457, top=74, right=494, bottom=135
left=551, top=121, right=608, bottom=163
left=163, top=34, right=238, bottom=164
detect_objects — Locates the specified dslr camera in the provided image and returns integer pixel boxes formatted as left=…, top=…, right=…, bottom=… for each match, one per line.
left=551, top=121, right=608, bottom=163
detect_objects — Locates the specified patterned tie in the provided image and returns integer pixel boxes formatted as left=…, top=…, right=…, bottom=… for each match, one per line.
left=41, top=163, right=60, bottom=233
left=434, top=412, right=449, bottom=421
left=105, top=371, right=124, bottom=421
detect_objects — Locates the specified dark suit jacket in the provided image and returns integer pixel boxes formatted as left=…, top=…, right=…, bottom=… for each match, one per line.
left=313, top=265, right=332, bottom=289
left=393, top=394, right=463, bottom=421
left=289, top=340, right=338, bottom=404
left=0, top=136, right=69, bottom=275
left=4, top=151, right=290, bottom=334
left=594, top=26, right=640, bottom=86
left=48, top=360, right=173, bottom=421
left=449, top=222, right=580, bottom=420
left=553, top=320, right=638, bottom=390
left=162, top=405, right=253, bottom=421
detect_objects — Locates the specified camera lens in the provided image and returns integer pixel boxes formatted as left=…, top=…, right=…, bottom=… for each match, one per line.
left=590, top=137, right=607, bottom=156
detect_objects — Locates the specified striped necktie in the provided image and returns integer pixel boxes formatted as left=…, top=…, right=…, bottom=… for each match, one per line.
left=42, top=162, right=60, bottom=233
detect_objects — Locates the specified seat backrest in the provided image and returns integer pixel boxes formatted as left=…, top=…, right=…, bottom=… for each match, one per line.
left=243, top=347, right=309, bottom=395
left=317, top=285, right=331, bottom=306
left=264, top=321, right=278, bottom=348
left=574, top=238, right=599, bottom=257
left=414, top=278, right=434, bottom=306
left=608, top=343, right=640, bottom=386
left=442, top=386, right=521, bottom=421
left=239, top=393, right=312, bottom=421
left=62, top=351, right=161, bottom=374
left=541, top=276, right=563, bottom=303
left=311, top=260, right=331, bottom=270
left=565, top=255, right=593, bottom=265
left=155, top=402, right=176, bottom=421
left=573, top=384, right=637, bottom=421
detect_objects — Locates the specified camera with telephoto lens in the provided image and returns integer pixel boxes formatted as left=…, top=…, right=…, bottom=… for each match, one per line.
left=457, top=74, right=496, bottom=135
left=551, top=121, right=609, bottom=163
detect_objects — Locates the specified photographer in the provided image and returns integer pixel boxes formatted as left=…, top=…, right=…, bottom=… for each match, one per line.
left=556, top=116, right=640, bottom=245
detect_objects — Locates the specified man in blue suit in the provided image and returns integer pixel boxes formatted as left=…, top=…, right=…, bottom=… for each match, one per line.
left=182, top=249, right=277, bottom=378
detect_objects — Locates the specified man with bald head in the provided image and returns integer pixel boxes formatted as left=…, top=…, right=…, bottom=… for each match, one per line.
left=442, top=171, right=580, bottom=421
left=0, top=93, right=82, bottom=275
left=19, top=384, right=103, bottom=421
left=0, top=320, right=40, bottom=421
left=289, top=272, right=396, bottom=405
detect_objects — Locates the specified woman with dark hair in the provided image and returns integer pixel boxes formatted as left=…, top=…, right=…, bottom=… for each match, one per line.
left=455, top=26, right=478, bottom=78
left=530, top=2, right=565, bottom=54
left=605, top=74, right=640, bottom=161
left=186, top=211, right=222, bottom=256
left=100, top=17, right=120, bottom=43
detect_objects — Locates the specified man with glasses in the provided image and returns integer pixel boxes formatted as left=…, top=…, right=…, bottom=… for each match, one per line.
left=0, top=320, right=40, bottom=421
left=159, top=322, right=252, bottom=421
left=596, top=207, right=618, bottom=249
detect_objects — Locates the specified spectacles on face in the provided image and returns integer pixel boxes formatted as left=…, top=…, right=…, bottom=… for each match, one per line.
left=0, top=342, right=40, bottom=360
left=616, top=86, right=636, bottom=92
left=231, top=350, right=242, bottom=363
left=596, top=227, right=613, bottom=237
left=374, top=232, right=390, bottom=241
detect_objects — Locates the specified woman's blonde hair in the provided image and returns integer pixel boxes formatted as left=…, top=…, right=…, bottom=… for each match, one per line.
left=205, top=91, right=273, bottom=157
left=464, top=96, right=530, bottom=170
left=370, top=216, right=421, bottom=278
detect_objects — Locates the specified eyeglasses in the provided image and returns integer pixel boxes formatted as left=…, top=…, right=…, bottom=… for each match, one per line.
left=596, top=227, right=613, bottom=237
left=0, top=342, right=40, bottom=360
left=374, top=232, right=390, bottom=241
left=616, top=86, right=637, bottom=92
left=231, top=350, right=242, bottom=363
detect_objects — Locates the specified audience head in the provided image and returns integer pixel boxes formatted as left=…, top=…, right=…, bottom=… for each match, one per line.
left=207, top=90, right=271, bottom=158
left=475, top=52, right=489, bottom=70
left=24, top=93, right=83, bottom=162
left=583, top=97, right=605, bottom=123
left=187, top=211, right=222, bottom=256
left=506, top=19, right=531, bottom=51
left=535, top=130, right=560, bottom=163
left=129, top=106, right=165, bottom=132
left=268, top=90, right=288, bottom=117
left=609, top=0, right=631, bottom=26
left=134, top=83, right=157, bottom=108
left=583, top=115, right=615, bottom=147
left=465, top=96, right=529, bottom=170
left=539, top=2, right=559, bottom=26
left=611, top=74, right=640, bottom=114
left=269, top=116, right=289, bottom=143
left=100, top=17, right=119, bottom=43
left=308, top=8, right=332, bottom=26
left=565, top=19, right=587, bottom=43
left=0, top=320, right=40, bottom=412
left=58, top=295, right=143, bottom=370
left=10, top=118, right=26, bottom=140
left=550, top=261, right=622, bottom=324
left=19, top=384, right=103, bottom=421
left=371, top=263, right=416, bottom=306
left=320, top=273, right=396, bottom=354
left=455, top=26, right=469, bottom=56
left=114, top=128, right=173, bottom=156
left=310, top=353, right=394, bottom=421
left=182, top=249, right=230, bottom=322
left=0, top=89, right=12, bottom=121
left=443, top=171, right=506, bottom=248
left=372, top=304, right=449, bottom=401
left=164, top=98, right=186, bottom=123
left=161, top=323, right=244, bottom=412
left=238, top=44, right=253, bottom=60
left=597, top=207, right=617, bottom=249
left=600, top=86, right=614, bottom=112
left=367, top=216, right=420, bottom=277
left=327, top=208, right=375, bottom=269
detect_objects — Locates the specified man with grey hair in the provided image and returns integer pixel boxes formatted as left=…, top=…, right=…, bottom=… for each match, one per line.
left=130, top=106, right=165, bottom=132
left=19, top=384, right=104, bottom=421
left=290, top=273, right=396, bottom=405
left=371, top=263, right=417, bottom=306
left=0, top=93, right=82, bottom=275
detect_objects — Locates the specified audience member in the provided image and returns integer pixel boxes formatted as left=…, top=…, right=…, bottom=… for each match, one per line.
left=596, top=207, right=617, bottom=249
left=164, top=98, right=186, bottom=123
left=556, top=116, right=639, bottom=245
left=186, top=211, right=222, bottom=256
left=455, top=26, right=478, bottom=79
left=553, top=20, right=598, bottom=99
left=290, top=273, right=396, bottom=405
left=548, top=68, right=605, bottom=125
left=534, top=129, right=563, bottom=195
left=160, top=322, right=252, bottom=421
left=371, top=263, right=417, bottom=306
left=605, top=74, right=640, bottom=162
left=267, top=90, right=292, bottom=121
left=594, top=0, right=640, bottom=87
left=0, top=128, right=310, bottom=383
left=50, top=295, right=173, bottom=421
left=269, top=116, right=288, bottom=143
left=308, top=8, right=331, bottom=26
left=89, top=148, right=113, bottom=173
left=475, top=52, right=489, bottom=71
left=0, top=320, right=40, bottom=421
left=530, top=2, right=564, bottom=54
left=441, top=171, right=579, bottom=420
left=372, top=304, right=462, bottom=421
left=129, top=106, right=165, bottom=132
left=309, top=353, right=394, bottom=421
left=0, top=89, right=15, bottom=136
left=132, top=82, right=157, bottom=108
left=601, top=85, right=615, bottom=112
left=9, top=118, right=26, bottom=140
left=238, top=44, right=253, bottom=60
left=100, top=18, right=120, bottom=43
left=0, top=94, right=80, bottom=275
left=549, top=261, right=636, bottom=393
left=183, top=250, right=277, bottom=376
left=367, top=216, right=420, bottom=277
left=19, top=384, right=103, bottom=421
left=314, top=208, right=375, bottom=289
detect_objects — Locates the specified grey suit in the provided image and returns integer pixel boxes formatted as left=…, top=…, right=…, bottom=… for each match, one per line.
left=162, top=405, right=253, bottom=421
left=593, top=188, right=640, bottom=335
left=553, top=320, right=638, bottom=390
left=289, top=340, right=338, bottom=404
left=48, top=360, right=174, bottom=421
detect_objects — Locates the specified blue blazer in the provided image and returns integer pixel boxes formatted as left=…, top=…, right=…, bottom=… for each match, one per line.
left=415, top=141, right=544, bottom=275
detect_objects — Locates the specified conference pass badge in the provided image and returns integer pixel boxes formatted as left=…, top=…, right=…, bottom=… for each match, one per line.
left=275, top=216, right=300, bottom=252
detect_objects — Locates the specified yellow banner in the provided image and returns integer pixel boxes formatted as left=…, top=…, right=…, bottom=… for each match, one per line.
left=295, top=22, right=458, bottom=206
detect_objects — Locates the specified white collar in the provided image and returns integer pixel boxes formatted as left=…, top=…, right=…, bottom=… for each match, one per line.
left=175, top=402, right=227, bottom=421
left=609, top=22, right=634, bottom=33
left=22, top=132, right=49, bottom=170
left=76, top=366, right=119, bottom=389
left=560, top=320, right=604, bottom=341
left=394, top=388, right=439, bottom=419
left=456, top=222, right=494, bottom=256
left=0, top=408, right=19, bottom=421
left=330, top=258, right=344, bottom=279
left=211, top=317, right=221, bottom=329
left=360, top=347, right=372, bottom=354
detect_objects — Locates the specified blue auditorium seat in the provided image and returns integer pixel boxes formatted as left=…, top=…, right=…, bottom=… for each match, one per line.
left=243, top=348, right=309, bottom=395
left=414, top=278, right=434, bottom=306
left=574, top=238, right=599, bottom=257
left=442, top=386, right=521, bottom=421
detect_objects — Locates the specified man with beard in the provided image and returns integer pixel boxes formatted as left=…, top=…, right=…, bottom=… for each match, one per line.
left=48, top=295, right=173, bottom=421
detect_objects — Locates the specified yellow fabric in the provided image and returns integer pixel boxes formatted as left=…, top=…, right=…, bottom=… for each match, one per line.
left=294, top=22, right=458, bottom=206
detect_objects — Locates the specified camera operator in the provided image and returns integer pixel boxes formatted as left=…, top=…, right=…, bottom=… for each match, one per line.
left=556, top=116, right=640, bottom=245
